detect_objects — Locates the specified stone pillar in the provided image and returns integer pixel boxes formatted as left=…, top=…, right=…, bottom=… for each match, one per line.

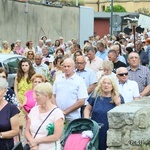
left=107, top=97, right=150, bottom=150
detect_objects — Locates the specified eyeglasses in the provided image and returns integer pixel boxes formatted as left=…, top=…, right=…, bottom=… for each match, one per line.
left=0, top=75, right=6, bottom=78
left=76, top=62, right=85, bottom=65
left=28, top=53, right=33, bottom=55
left=118, top=73, right=128, bottom=76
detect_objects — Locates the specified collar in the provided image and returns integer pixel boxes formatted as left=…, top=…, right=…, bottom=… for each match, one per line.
left=76, top=68, right=88, bottom=72
left=128, top=65, right=141, bottom=71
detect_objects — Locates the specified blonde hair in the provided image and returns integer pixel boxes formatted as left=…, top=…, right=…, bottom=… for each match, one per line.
left=2, top=41, right=8, bottom=46
left=102, top=60, right=114, bottom=71
left=31, top=74, right=46, bottom=83
left=93, top=76, right=119, bottom=103
left=34, top=82, right=53, bottom=98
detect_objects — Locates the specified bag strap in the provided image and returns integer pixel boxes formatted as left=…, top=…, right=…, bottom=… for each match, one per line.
left=34, top=107, right=58, bottom=138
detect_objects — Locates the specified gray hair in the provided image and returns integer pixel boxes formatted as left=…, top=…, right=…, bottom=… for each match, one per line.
left=0, top=78, right=8, bottom=90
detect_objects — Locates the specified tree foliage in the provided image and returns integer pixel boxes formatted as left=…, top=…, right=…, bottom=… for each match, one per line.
left=105, top=4, right=127, bottom=12
left=136, top=8, right=150, bottom=16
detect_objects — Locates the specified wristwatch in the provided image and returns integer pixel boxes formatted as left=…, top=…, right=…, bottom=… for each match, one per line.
left=0, top=133, right=3, bottom=139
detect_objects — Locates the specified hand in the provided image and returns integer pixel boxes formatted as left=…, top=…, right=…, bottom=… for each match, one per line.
left=31, top=145, right=38, bottom=150
left=29, top=139, right=38, bottom=148
left=113, top=95, right=121, bottom=106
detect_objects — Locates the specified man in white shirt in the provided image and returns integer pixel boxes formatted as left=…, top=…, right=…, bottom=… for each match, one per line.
left=33, top=53, right=50, bottom=81
left=53, top=58, right=88, bottom=122
left=116, top=67, right=140, bottom=103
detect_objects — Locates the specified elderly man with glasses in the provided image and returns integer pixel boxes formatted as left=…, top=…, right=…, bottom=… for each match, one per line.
left=116, top=67, right=140, bottom=103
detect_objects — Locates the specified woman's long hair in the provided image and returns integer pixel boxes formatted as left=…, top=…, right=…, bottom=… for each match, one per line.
left=93, top=76, right=119, bottom=103
left=17, top=58, right=35, bottom=83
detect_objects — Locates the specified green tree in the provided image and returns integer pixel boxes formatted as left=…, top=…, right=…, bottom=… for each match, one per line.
left=105, top=4, right=127, bottom=12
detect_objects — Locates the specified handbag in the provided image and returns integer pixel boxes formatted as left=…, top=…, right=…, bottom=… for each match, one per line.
left=12, top=141, right=23, bottom=150
left=24, top=107, right=58, bottom=150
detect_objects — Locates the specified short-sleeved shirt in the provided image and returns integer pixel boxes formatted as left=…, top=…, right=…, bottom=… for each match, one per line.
left=96, top=49, right=108, bottom=60
left=76, top=68, right=97, bottom=105
left=28, top=106, right=64, bottom=150
left=127, top=65, right=150, bottom=93
left=116, top=79, right=140, bottom=103
left=0, top=102, right=20, bottom=149
left=53, top=73, right=88, bottom=121
left=86, top=56, right=103, bottom=73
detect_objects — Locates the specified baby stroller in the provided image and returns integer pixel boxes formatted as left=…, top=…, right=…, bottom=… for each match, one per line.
left=61, top=118, right=103, bottom=150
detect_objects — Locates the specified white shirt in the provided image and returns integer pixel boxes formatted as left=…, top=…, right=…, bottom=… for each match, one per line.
left=33, top=63, right=50, bottom=80
left=53, top=73, right=88, bottom=121
left=116, top=79, right=140, bottom=103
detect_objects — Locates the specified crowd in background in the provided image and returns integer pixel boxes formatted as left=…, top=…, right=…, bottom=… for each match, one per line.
left=0, top=30, right=150, bottom=150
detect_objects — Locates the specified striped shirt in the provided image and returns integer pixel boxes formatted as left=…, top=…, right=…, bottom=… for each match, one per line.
left=127, top=65, right=150, bottom=93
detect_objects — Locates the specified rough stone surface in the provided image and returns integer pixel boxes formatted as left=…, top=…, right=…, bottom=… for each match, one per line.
left=107, top=97, right=150, bottom=149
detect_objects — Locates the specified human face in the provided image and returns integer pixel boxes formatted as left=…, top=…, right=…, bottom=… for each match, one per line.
left=102, top=78, right=113, bottom=93
left=97, top=44, right=104, bottom=52
left=42, top=47, right=48, bottom=56
left=86, top=51, right=95, bottom=61
left=128, top=53, right=140, bottom=68
left=108, top=53, right=116, bottom=62
left=117, top=68, right=128, bottom=83
left=135, top=42, right=141, bottom=51
left=33, top=77, right=43, bottom=88
left=27, top=52, right=34, bottom=58
left=0, top=72, right=7, bottom=80
left=63, top=60, right=75, bottom=77
left=57, top=50, right=63, bottom=56
left=21, top=62, right=30, bottom=73
left=35, top=56, right=42, bottom=66
left=34, top=91, right=46, bottom=105
left=76, top=57, right=86, bottom=71
left=114, top=47, right=120, bottom=56
left=103, top=68, right=111, bottom=75
left=0, top=87, right=6, bottom=101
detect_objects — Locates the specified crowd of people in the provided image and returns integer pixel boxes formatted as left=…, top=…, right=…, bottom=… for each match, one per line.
left=0, top=32, right=150, bottom=150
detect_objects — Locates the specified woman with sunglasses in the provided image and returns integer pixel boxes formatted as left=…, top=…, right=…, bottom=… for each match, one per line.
left=26, top=51, right=35, bottom=64
left=84, top=76, right=124, bottom=150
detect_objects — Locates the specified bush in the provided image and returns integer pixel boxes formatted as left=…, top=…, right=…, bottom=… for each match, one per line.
left=105, top=4, right=127, bottom=12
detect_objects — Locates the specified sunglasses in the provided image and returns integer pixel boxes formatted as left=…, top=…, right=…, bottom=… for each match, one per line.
left=118, top=73, right=128, bottom=76
left=28, top=53, right=33, bottom=55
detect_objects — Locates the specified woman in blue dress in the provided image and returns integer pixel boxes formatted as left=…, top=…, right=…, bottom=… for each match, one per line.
left=0, top=78, right=20, bottom=150
left=84, top=76, right=124, bottom=150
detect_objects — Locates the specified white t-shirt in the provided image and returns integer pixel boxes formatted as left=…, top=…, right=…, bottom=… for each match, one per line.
left=53, top=73, right=88, bottom=121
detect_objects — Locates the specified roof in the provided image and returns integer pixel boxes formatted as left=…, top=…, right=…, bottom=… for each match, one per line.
left=0, top=54, right=24, bottom=61
left=94, top=12, right=139, bottom=19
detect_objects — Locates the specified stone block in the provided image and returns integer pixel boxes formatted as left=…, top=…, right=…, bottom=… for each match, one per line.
left=107, top=129, right=122, bottom=146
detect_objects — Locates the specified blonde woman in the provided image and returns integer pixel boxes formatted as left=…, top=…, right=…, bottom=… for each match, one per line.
left=84, top=76, right=124, bottom=150
left=96, top=60, right=116, bottom=81
left=25, top=82, right=64, bottom=150
left=0, top=41, right=11, bottom=54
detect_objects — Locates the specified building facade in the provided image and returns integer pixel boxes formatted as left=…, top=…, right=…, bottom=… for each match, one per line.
left=84, top=0, right=150, bottom=12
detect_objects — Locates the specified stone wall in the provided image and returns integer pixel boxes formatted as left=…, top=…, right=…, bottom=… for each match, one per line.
left=107, top=97, right=150, bottom=150
left=0, top=0, right=79, bottom=47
